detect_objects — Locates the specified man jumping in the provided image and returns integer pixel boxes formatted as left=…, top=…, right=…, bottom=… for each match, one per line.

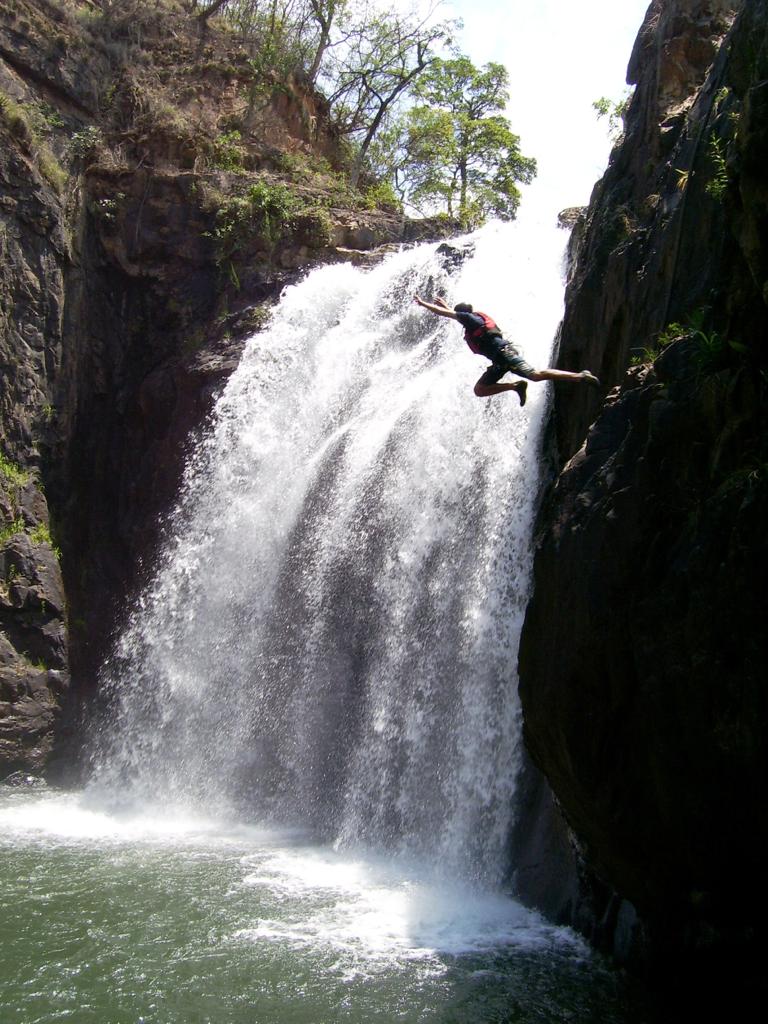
left=413, top=295, right=600, bottom=405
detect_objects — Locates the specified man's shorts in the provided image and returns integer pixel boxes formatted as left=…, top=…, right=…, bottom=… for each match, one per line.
left=478, top=344, right=537, bottom=384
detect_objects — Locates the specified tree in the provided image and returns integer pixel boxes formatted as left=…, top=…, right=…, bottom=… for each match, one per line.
left=306, top=0, right=348, bottom=84
left=378, top=55, right=536, bottom=227
left=189, top=1, right=457, bottom=191
left=593, top=91, right=632, bottom=142
left=323, top=3, right=454, bottom=187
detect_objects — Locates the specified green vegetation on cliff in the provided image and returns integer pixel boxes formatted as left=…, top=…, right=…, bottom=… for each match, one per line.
left=0, top=454, right=30, bottom=489
left=0, top=0, right=533, bottom=228
left=0, top=89, right=67, bottom=191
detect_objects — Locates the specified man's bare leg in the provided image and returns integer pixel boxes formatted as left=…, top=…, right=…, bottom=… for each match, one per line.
left=529, top=368, right=601, bottom=386
left=474, top=380, right=528, bottom=405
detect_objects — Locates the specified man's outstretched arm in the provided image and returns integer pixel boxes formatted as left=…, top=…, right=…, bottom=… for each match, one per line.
left=414, top=295, right=457, bottom=319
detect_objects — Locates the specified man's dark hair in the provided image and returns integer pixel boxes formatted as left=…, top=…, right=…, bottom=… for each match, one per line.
left=454, top=302, right=473, bottom=313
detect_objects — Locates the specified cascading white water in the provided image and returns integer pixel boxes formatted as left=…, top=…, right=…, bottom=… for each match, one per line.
left=88, top=214, right=566, bottom=889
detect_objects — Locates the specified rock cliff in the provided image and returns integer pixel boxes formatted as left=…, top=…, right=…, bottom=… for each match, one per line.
left=519, top=0, right=766, bottom=992
left=0, top=0, right=453, bottom=774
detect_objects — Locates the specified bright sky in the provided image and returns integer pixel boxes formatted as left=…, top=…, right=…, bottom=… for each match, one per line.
left=445, top=0, right=651, bottom=214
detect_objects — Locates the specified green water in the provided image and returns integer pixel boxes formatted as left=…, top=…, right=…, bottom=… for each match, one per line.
left=0, top=790, right=654, bottom=1024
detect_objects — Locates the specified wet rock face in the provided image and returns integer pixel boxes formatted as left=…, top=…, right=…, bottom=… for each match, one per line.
left=0, top=61, right=70, bottom=776
left=0, top=523, right=68, bottom=773
left=519, top=0, right=767, bottom=983
left=521, top=352, right=766, bottom=931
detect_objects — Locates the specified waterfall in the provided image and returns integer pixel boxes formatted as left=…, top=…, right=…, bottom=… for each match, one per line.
left=88, top=216, right=565, bottom=889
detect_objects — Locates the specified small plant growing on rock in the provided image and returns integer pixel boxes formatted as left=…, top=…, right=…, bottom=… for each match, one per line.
left=214, top=179, right=301, bottom=254
left=657, top=321, right=687, bottom=347
left=69, top=125, right=103, bottom=159
left=705, top=135, right=729, bottom=202
left=242, top=304, right=272, bottom=333
left=636, top=309, right=747, bottom=374
left=0, top=454, right=30, bottom=488
left=675, top=167, right=690, bottom=192
left=593, top=91, right=632, bottom=141
left=29, top=103, right=65, bottom=133
left=681, top=309, right=745, bottom=374
left=692, top=326, right=747, bottom=374
left=29, top=521, right=62, bottom=561
left=93, top=195, right=121, bottom=222
left=0, top=90, right=33, bottom=141
left=0, top=518, right=25, bottom=547
left=211, top=129, right=246, bottom=171
left=23, top=653, right=52, bottom=673
left=630, top=327, right=678, bottom=366
left=37, top=150, right=68, bottom=192
left=0, top=563, right=19, bottom=601
left=73, top=4, right=104, bottom=31
left=29, top=522, right=52, bottom=546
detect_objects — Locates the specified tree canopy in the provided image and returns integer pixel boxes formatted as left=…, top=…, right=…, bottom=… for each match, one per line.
left=322, top=5, right=452, bottom=186
left=373, top=56, right=536, bottom=227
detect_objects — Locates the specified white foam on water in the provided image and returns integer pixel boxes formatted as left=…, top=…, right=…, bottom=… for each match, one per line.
left=1, top=789, right=588, bottom=976
left=0, top=790, right=283, bottom=849
left=233, top=844, right=586, bottom=965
